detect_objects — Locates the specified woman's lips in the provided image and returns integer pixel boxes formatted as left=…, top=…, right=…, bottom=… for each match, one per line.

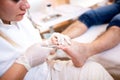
left=19, top=13, right=25, bottom=16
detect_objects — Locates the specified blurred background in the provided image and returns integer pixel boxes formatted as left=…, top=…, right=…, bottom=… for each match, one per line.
left=27, top=0, right=114, bottom=39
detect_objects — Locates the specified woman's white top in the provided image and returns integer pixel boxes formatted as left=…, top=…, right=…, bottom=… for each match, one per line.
left=0, top=17, right=49, bottom=80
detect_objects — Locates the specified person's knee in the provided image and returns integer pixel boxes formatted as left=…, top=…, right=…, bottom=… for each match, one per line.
left=107, top=14, right=120, bottom=29
left=78, top=10, right=97, bottom=28
left=112, top=14, right=120, bottom=22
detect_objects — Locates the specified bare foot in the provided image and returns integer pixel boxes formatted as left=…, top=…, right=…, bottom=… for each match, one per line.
left=57, top=40, right=90, bottom=67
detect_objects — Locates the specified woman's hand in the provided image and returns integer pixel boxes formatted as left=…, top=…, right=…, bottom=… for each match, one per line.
left=16, top=43, right=54, bottom=70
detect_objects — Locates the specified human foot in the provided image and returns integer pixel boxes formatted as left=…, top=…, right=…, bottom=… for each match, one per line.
left=57, top=40, right=90, bottom=67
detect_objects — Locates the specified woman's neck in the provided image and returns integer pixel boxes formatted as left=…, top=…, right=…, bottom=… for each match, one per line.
left=2, top=19, right=10, bottom=24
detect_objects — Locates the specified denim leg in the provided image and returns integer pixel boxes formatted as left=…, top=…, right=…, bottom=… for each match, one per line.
left=115, top=0, right=120, bottom=4
left=79, top=3, right=120, bottom=28
left=107, top=13, right=120, bottom=29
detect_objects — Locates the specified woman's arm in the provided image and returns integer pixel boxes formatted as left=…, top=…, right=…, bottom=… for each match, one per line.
left=0, top=63, right=27, bottom=80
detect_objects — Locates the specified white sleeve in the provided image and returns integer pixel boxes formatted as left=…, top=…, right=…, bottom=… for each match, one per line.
left=0, top=37, right=21, bottom=76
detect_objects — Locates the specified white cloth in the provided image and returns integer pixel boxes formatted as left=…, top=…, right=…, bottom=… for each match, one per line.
left=91, top=44, right=120, bottom=80
left=49, top=60, right=113, bottom=80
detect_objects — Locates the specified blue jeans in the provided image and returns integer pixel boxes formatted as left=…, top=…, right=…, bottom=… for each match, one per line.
left=78, top=3, right=120, bottom=29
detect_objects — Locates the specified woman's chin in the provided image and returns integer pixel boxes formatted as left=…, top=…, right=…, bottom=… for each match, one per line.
left=15, top=17, right=23, bottom=21
left=15, top=15, right=24, bottom=21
